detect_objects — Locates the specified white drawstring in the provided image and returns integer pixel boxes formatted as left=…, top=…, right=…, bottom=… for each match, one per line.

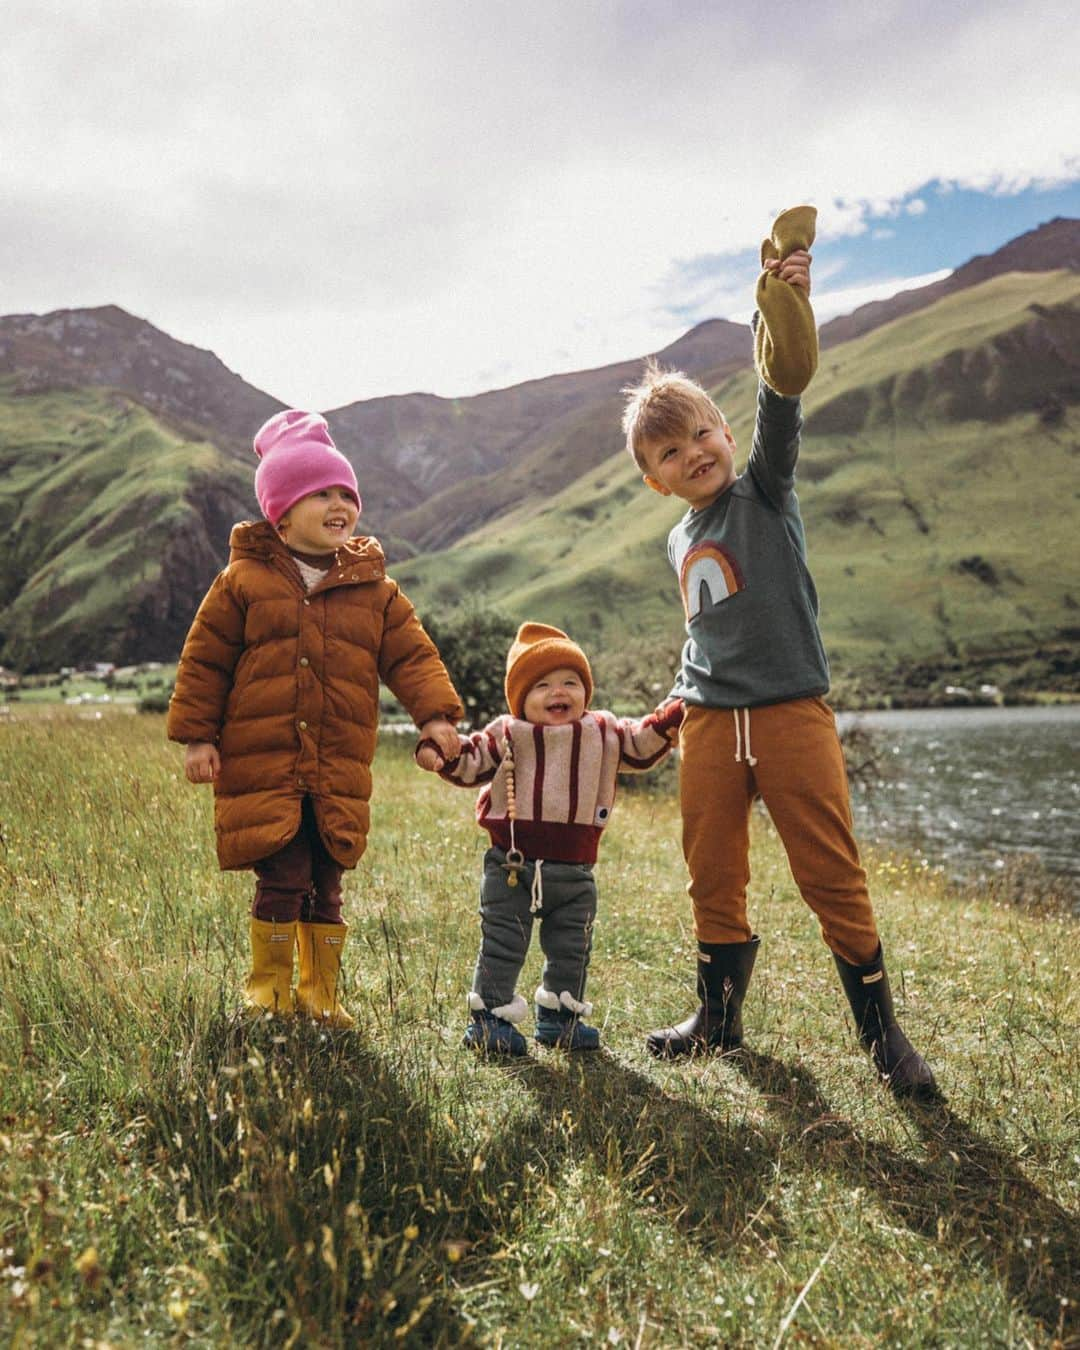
left=743, top=708, right=757, bottom=766
left=530, top=858, right=544, bottom=914
left=732, top=707, right=757, bottom=767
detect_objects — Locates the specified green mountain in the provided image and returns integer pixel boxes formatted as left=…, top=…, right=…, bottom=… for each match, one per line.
left=1, top=220, right=1078, bottom=698
left=0, top=308, right=745, bottom=671
left=393, top=268, right=1080, bottom=701
left=0, top=385, right=252, bottom=669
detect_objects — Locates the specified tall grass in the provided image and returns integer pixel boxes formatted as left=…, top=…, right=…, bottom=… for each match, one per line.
left=1, top=713, right=1077, bottom=1345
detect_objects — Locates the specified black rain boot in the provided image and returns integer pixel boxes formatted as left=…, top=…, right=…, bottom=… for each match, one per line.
left=834, top=946, right=939, bottom=1098
left=646, top=936, right=759, bottom=1058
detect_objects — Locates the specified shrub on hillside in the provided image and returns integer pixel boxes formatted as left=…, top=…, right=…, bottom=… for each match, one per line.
left=138, top=685, right=174, bottom=714
left=421, top=604, right=519, bottom=730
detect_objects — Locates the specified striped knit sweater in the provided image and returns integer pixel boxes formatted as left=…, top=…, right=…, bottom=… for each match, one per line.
left=440, top=703, right=683, bottom=863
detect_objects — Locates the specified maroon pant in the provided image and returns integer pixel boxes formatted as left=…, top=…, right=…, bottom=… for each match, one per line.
left=252, top=797, right=344, bottom=924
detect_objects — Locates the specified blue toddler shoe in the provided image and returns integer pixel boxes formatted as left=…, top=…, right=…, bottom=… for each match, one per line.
left=534, top=989, right=600, bottom=1051
left=462, top=994, right=528, bottom=1057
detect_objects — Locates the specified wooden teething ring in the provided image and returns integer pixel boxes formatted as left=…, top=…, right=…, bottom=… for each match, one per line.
left=501, top=729, right=525, bottom=887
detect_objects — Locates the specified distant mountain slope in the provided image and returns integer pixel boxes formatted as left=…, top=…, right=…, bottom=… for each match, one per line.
left=0, top=304, right=281, bottom=448
left=350, top=215, right=1080, bottom=553
left=394, top=269, right=1080, bottom=700
left=326, top=318, right=749, bottom=546
left=0, top=385, right=249, bottom=669
left=818, top=215, right=1080, bottom=349
left=1, top=218, right=1078, bottom=679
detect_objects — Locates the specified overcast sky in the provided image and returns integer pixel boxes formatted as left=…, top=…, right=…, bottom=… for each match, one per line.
left=3, top=1, right=1078, bottom=408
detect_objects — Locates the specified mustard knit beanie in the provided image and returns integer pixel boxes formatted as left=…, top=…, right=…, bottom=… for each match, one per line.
left=754, top=205, right=819, bottom=397
left=504, top=623, right=593, bottom=719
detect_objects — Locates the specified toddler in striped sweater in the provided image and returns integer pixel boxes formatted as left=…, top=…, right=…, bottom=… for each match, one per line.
left=416, top=622, right=683, bottom=1055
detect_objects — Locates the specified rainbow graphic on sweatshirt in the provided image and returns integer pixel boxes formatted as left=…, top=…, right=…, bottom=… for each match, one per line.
left=679, top=541, right=745, bottom=621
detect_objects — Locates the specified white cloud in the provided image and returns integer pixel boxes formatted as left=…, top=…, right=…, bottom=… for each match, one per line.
left=812, top=270, right=953, bottom=324
left=1, top=0, right=1077, bottom=405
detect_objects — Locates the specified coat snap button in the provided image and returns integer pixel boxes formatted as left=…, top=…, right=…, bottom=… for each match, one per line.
left=299, top=657, right=309, bottom=667
left=298, top=720, right=308, bottom=730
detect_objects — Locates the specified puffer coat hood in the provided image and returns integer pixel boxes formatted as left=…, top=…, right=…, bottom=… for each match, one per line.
left=167, top=521, right=462, bottom=870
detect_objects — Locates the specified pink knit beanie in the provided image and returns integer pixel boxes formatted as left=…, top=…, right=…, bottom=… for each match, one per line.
left=252, top=409, right=361, bottom=525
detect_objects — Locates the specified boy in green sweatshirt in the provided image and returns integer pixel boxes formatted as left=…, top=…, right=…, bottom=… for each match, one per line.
left=622, top=207, right=937, bottom=1097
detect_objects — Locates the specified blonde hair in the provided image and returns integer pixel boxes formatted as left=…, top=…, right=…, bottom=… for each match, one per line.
left=621, top=358, right=723, bottom=471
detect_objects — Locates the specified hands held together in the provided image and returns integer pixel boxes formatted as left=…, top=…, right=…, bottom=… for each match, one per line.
left=186, top=718, right=462, bottom=784
left=416, top=717, right=462, bottom=772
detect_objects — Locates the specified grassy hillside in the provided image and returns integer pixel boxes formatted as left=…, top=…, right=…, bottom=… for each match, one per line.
left=3, top=247, right=1077, bottom=694
left=1, top=715, right=1076, bottom=1345
left=386, top=350, right=747, bottom=555
left=0, top=382, right=251, bottom=669
left=396, top=271, right=1080, bottom=702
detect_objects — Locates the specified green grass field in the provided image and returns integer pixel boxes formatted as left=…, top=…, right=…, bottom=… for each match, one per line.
left=1, top=714, right=1077, bottom=1345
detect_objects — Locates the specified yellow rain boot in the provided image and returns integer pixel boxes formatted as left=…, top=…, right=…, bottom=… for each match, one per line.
left=243, top=918, right=297, bottom=1017
left=295, top=922, right=355, bottom=1028
left=754, top=204, right=818, bottom=397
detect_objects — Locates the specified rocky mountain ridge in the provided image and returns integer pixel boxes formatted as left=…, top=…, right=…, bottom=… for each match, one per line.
left=1, top=216, right=1078, bottom=673
left=0, top=304, right=280, bottom=451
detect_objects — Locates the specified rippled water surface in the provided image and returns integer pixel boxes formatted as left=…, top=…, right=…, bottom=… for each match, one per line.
left=836, top=705, right=1080, bottom=888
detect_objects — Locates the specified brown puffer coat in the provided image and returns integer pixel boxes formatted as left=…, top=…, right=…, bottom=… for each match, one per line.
left=167, top=522, right=463, bottom=871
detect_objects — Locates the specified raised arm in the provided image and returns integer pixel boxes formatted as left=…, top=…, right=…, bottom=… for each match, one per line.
left=746, top=373, right=804, bottom=507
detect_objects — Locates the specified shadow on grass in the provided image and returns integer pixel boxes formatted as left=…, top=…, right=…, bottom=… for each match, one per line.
left=140, top=1009, right=1077, bottom=1346
left=505, top=1048, right=786, bottom=1253
left=144, top=1013, right=782, bottom=1343
left=142, top=1011, right=505, bottom=1347
left=735, top=1049, right=1079, bottom=1341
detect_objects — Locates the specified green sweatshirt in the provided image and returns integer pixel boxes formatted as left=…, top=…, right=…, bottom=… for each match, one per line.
left=667, top=381, right=830, bottom=710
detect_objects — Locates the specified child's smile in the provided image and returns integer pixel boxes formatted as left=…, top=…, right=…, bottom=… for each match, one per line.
left=523, top=667, right=587, bottom=725
left=642, top=422, right=738, bottom=510
left=277, top=486, right=360, bottom=554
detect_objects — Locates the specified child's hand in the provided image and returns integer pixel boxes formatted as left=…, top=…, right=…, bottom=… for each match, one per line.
left=415, top=741, right=446, bottom=772
left=419, top=717, right=460, bottom=761
left=184, top=741, right=221, bottom=784
left=655, top=697, right=685, bottom=741
left=763, top=248, right=812, bottom=294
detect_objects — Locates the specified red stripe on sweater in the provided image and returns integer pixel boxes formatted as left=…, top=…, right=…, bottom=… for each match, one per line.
left=568, top=720, right=581, bottom=823
left=532, top=722, right=545, bottom=820
left=621, top=747, right=669, bottom=770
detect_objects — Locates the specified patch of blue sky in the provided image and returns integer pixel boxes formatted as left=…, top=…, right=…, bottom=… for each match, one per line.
left=818, top=178, right=1080, bottom=284
left=658, top=178, right=1080, bottom=326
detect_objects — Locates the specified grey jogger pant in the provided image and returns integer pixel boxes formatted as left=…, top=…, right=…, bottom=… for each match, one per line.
left=471, top=847, right=597, bottom=1009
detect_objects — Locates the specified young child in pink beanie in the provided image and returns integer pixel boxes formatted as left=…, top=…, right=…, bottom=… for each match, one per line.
left=168, top=409, right=463, bottom=1027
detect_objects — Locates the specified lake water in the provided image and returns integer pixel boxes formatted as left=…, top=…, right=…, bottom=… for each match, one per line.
left=835, top=706, right=1080, bottom=893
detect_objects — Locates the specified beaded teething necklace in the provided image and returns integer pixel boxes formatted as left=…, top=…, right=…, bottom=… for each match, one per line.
left=501, top=728, right=526, bottom=887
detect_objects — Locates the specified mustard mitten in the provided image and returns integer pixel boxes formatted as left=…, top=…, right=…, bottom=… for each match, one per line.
left=754, top=204, right=818, bottom=397
left=295, top=922, right=355, bottom=1028
left=243, top=918, right=297, bottom=1017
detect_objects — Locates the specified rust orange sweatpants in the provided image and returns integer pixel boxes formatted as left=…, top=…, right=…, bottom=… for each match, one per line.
left=679, top=697, right=879, bottom=966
